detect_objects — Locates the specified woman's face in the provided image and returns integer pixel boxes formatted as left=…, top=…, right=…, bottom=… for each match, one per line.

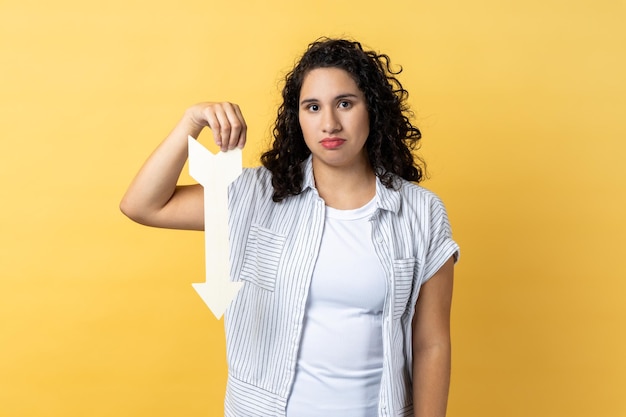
left=298, top=67, right=370, bottom=171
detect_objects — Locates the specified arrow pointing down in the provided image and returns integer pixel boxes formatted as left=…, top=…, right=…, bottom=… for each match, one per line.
left=188, top=135, right=244, bottom=319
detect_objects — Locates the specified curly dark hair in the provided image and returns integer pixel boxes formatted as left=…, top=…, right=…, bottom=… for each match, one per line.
left=260, top=37, right=424, bottom=202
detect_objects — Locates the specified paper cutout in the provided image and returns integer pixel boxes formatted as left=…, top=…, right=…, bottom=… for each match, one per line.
left=188, top=136, right=244, bottom=319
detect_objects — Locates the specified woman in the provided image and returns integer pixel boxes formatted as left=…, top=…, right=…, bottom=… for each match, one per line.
left=121, top=38, right=459, bottom=417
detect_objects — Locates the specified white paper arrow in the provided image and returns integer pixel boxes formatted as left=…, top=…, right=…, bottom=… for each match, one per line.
left=188, top=135, right=244, bottom=319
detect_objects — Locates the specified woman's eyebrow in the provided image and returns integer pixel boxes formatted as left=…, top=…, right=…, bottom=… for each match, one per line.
left=299, top=93, right=360, bottom=106
left=299, top=97, right=317, bottom=106
left=335, top=93, right=359, bottom=100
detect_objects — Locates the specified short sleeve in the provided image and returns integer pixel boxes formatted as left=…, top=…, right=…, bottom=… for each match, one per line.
left=422, top=195, right=460, bottom=282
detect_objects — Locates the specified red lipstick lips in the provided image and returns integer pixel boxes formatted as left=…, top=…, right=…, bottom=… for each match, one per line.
left=320, top=137, right=346, bottom=149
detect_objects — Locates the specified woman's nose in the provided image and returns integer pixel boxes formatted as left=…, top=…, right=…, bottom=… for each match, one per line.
left=321, top=109, right=341, bottom=133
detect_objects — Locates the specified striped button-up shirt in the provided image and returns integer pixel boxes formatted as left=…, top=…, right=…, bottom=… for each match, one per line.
left=224, top=156, right=459, bottom=417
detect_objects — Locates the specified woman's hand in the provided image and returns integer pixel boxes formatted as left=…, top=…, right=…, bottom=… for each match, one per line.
left=186, top=102, right=247, bottom=152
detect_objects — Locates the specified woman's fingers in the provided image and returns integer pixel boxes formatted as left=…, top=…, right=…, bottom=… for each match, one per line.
left=232, top=103, right=247, bottom=149
left=202, top=105, right=223, bottom=146
left=199, top=102, right=247, bottom=152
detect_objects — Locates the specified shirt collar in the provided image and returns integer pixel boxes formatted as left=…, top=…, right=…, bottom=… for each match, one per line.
left=375, top=175, right=402, bottom=214
left=301, top=155, right=316, bottom=192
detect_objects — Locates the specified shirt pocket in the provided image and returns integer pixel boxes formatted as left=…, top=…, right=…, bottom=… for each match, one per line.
left=239, top=224, right=286, bottom=292
left=392, top=257, right=417, bottom=319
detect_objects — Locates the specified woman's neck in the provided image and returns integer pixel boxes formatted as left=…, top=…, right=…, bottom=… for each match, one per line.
left=312, top=158, right=376, bottom=210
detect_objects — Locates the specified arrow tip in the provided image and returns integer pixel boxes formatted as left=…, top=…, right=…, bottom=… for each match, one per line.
left=192, top=281, right=244, bottom=319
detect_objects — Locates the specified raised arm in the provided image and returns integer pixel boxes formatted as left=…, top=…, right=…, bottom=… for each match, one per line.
left=119, top=102, right=246, bottom=230
left=412, top=256, right=455, bottom=417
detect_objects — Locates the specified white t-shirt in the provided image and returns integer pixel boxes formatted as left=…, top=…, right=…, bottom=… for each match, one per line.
left=286, top=197, right=386, bottom=417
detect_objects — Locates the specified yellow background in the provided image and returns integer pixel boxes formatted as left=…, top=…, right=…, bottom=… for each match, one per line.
left=1, top=0, right=624, bottom=416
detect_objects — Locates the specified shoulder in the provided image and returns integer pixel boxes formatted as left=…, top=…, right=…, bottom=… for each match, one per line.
left=398, top=179, right=436, bottom=197
left=376, top=175, right=448, bottom=216
left=396, top=178, right=445, bottom=207
left=231, top=165, right=272, bottom=189
left=228, top=165, right=275, bottom=202
left=387, top=179, right=453, bottom=228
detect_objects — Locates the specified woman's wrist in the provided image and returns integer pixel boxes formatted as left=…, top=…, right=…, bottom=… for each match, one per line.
left=180, top=106, right=206, bottom=138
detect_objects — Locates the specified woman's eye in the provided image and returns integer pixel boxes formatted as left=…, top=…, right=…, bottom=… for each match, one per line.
left=308, top=104, right=319, bottom=111
left=339, top=101, right=351, bottom=109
